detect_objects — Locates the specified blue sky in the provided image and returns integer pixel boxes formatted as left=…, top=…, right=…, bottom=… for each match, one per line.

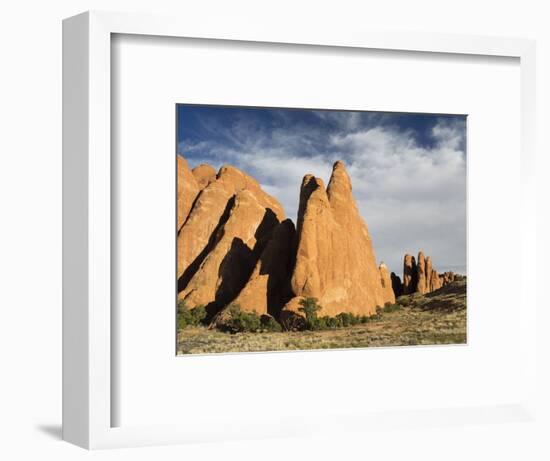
left=177, top=104, right=467, bottom=276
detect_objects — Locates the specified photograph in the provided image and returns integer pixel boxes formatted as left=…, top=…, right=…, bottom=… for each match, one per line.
left=1, top=1, right=541, bottom=456
left=176, top=104, right=467, bottom=354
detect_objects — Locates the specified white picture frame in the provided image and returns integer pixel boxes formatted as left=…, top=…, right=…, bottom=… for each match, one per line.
left=62, top=10, right=537, bottom=449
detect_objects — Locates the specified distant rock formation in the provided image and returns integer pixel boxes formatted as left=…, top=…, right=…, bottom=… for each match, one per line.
left=416, top=251, right=428, bottom=294
left=395, top=251, right=459, bottom=297
left=430, top=268, right=442, bottom=292
left=403, top=254, right=418, bottom=295
left=440, top=271, right=459, bottom=286
left=281, top=161, right=395, bottom=318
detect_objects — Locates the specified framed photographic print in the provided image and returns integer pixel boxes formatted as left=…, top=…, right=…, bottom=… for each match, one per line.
left=63, top=11, right=538, bottom=449
left=175, top=104, right=467, bottom=355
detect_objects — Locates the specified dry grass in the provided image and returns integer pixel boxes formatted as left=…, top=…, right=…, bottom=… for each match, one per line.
left=177, top=280, right=467, bottom=355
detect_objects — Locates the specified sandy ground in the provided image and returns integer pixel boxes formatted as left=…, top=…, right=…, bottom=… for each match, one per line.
left=177, top=281, right=467, bottom=355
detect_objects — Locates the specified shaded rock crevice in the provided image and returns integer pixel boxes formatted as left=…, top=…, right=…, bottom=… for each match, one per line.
left=177, top=195, right=236, bottom=293
left=178, top=189, right=281, bottom=317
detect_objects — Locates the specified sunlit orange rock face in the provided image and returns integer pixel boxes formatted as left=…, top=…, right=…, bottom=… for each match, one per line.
left=178, top=189, right=282, bottom=315
left=379, top=263, right=395, bottom=305
left=176, top=156, right=200, bottom=231
left=281, top=161, right=395, bottom=318
left=191, top=164, right=217, bottom=189
left=176, top=164, right=284, bottom=281
left=176, top=155, right=397, bottom=322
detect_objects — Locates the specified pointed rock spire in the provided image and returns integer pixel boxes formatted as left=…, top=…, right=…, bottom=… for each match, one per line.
left=416, top=252, right=428, bottom=294
left=285, top=160, right=394, bottom=317
left=403, top=254, right=418, bottom=294
left=379, top=263, right=396, bottom=304
left=396, top=251, right=458, bottom=297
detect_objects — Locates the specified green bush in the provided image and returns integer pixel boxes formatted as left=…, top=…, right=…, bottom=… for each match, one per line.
left=217, top=304, right=263, bottom=333
left=177, top=301, right=207, bottom=329
left=295, top=303, right=377, bottom=331
left=204, top=298, right=394, bottom=334
left=260, top=314, right=282, bottom=332
left=335, top=312, right=362, bottom=327
left=396, top=296, right=411, bottom=307
left=335, top=312, right=350, bottom=327
left=280, top=311, right=306, bottom=332
left=381, top=302, right=403, bottom=313
left=289, top=304, right=381, bottom=331
left=298, top=297, right=323, bottom=330
left=326, top=316, right=342, bottom=328
left=316, top=316, right=330, bottom=330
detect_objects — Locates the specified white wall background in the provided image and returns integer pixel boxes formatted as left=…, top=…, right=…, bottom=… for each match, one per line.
left=0, top=1, right=548, bottom=460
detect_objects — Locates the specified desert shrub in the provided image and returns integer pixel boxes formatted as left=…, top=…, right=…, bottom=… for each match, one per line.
left=326, top=316, right=342, bottom=328
left=335, top=312, right=351, bottom=327
left=298, top=297, right=323, bottom=330
left=218, top=304, right=262, bottom=333
left=396, top=296, right=411, bottom=307
left=190, top=305, right=207, bottom=323
left=177, top=301, right=207, bottom=329
left=260, top=314, right=282, bottom=332
left=294, top=310, right=377, bottom=330
left=280, top=310, right=306, bottom=331
left=381, top=302, right=402, bottom=313
left=317, top=316, right=330, bottom=330
left=365, top=307, right=382, bottom=321
left=337, top=312, right=363, bottom=327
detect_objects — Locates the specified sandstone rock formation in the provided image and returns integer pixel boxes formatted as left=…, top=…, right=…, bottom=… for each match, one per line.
left=395, top=251, right=459, bottom=297
left=178, top=188, right=281, bottom=315
left=430, top=269, right=442, bottom=292
left=391, top=272, right=403, bottom=297
left=177, top=156, right=200, bottom=230
left=282, top=161, right=395, bottom=318
left=192, top=163, right=217, bottom=189
left=379, top=263, right=395, bottom=305
left=177, top=164, right=284, bottom=280
left=177, top=157, right=288, bottom=323
left=440, top=271, right=458, bottom=286
left=416, top=252, right=428, bottom=294
left=403, top=254, right=418, bottom=295
left=229, top=219, right=296, bottom=317
left=177, top=154, right=452, bottom=328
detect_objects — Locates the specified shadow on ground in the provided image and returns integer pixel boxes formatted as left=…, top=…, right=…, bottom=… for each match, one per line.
left=36, top=424, right=62, bottom=440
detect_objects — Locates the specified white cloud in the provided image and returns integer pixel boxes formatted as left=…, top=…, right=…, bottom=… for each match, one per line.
left=180, top=114, right=466, bottom=276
